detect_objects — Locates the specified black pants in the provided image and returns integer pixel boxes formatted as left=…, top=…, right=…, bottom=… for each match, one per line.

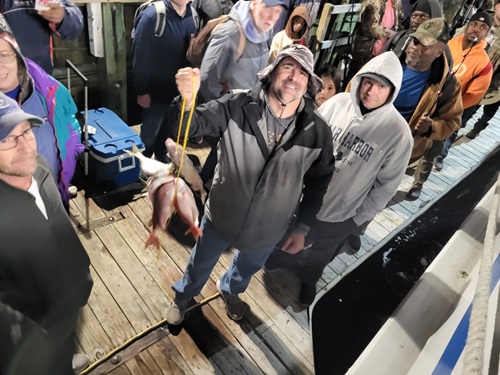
left=265, top=219, right=357, bottom=285
left=471, top=101, right=500, bottom=134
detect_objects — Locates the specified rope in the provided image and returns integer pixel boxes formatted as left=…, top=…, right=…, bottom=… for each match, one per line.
left=462, top=173, right=500, bottom=374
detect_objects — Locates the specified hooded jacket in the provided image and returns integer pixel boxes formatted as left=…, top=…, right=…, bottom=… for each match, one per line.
left=3, top=0, right=83, bottom=74
left=17, top=58, right=83, bottom=205
left=169, top=85, right=335, bottom=251
left=393, top=43, right=462, bottom=160
left=269, top=6, right=309, bottom=63
left=448, top=34, right=493, bottom=109
left=317, top=52, right=413, bottom=225
left=199, top=0, right=273, bottom=102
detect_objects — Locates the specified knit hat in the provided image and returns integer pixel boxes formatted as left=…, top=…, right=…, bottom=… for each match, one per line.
left=412, top=0, right=443, bottom=18
left=413, top=0, right=432, bottom=16
left=262, top=0, right=289, bottom=10
left=410, top=18, right=450, bottom=46
left=0, top=14, right=22, bottom=58
left=0, top=92, right=43, bottom=141
left=257, top=44, right=323, bottom=96
left=469, top=11, right=493, bottom=29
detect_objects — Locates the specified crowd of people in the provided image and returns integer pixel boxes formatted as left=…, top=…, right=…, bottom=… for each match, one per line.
left=1, top=0, right=499, bottom=373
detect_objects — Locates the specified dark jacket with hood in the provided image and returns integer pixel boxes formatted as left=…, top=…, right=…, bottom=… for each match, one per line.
left=168, top=85, right=335, bottom=251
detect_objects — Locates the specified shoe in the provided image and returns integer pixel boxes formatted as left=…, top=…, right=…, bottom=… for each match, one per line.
left=406, top=186, right=422, bottom=201
left=189, top=136, right=204, bottom=144
left=466, top=130, right=478, bottom=139
left=346, top=234, right=361, bottom=255
left=72, top=353, right=89, bottom=374
left=216, top=279, right=246, bottom=321
left=433, top=156, right=444, bottom=171
left=264, top=251, right=283, bottom=272
left=166, top=298, right=196, bottom=325
left=299, top=282, right=317, bottom=307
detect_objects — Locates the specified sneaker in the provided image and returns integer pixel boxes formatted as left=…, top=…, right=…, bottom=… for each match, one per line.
left=263, top=250, right=283, bottom=272
left=216, top=279, right=246, bottom=321
left=299, top=282, right=317, bottom=307
left=72, top=353, right=89, bottom=374
left=433, top=156, right=444, bottom=171
left=406, top=186, right=422, bottom=201
left=166, top=298, right=196, bottom=325
left=466, top=130, right=478, bottom=139
left=189, top=136, right=204, bottom=145
left=345, top=234, right=361, bottom=255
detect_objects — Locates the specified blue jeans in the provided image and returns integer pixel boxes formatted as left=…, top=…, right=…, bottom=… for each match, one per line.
left=140, top=102, right=167, bottom=157
left=173, top=216, right=275, bottom=302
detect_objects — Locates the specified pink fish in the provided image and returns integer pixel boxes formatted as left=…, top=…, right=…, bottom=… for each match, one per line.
left=165, top=138, right=207, bottom=204
left=173, top=177, right=203, bottom=240
left=145, top=174, right=176, bottom=250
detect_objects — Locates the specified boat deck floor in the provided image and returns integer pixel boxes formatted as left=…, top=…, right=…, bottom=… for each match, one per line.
left=73, top=109, right=500, bottom=375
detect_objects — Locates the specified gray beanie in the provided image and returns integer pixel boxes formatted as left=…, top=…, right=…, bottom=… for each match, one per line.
left=257, top=45, right=323, bottom=96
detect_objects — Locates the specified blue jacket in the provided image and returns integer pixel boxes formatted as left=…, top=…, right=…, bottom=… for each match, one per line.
left=3, top=0, right=83, bottom=74
left=132, top=0, right=198, bottom=104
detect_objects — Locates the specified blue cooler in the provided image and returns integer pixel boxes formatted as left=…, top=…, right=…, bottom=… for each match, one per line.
left=86, top=108, right=144, bottom=188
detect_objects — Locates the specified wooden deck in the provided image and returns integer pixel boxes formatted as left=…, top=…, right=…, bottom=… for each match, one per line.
left=72, top=110, right=500, bottom=375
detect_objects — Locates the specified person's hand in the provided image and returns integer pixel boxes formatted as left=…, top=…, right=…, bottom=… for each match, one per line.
left=137, top=94, right=151, bottom=108
left=281, top=231, right=306, bottom=254
left=414, top=113, right=433, bottom=135
left=38, top=3, right=65, bottom=24
left=175, top=68, right=200, bottom=110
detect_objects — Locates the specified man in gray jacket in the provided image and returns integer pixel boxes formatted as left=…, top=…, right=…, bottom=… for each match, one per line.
left=266, top=51, right=414, bottom=306
left=166, top=45, right=335, bottom=324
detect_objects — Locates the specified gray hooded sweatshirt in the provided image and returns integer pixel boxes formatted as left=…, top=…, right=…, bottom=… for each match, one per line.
left=317, top=51, right=413, bottom=225
left=199, top=0, right=272, bottom=102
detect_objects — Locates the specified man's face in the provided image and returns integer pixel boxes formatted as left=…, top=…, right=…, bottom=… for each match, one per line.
left=359, top=77, right=392, bottom=110
left=0, top=122, right=37, bottom=178
left=464, top=20, right=490, bottom=44
left=270, top=57, right=309, bottom=105
left=251, top=0, right=284, bottom=33
left=0, top=39, right=19, bottom=93
left=292, top=16, right=305, bottom=33
left=410, top=11, right=430, bottom=33
left=405, top=38, right=444, bottom=71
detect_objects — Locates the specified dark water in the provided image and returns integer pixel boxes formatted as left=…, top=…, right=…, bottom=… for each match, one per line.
left=312, top=148, right=500, bottom=375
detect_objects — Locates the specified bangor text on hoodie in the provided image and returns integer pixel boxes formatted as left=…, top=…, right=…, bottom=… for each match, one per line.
left=317, top=51, right=414, bottom=225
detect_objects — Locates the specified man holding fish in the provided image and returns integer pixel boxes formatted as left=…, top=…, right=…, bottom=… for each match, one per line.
left=164, top=45, right=335, bottom=324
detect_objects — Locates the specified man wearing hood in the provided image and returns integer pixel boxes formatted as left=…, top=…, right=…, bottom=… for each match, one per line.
left=384, top=0, right=444, bottom=56
left=269, top=5, right=309, bottom=63
left=265, top=52, right=413, bottom=306
left=165, top=45, right=335, bottom=324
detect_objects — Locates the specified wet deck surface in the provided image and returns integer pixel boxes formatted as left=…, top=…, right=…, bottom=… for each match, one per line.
left=72, top=111, right=500, bottom=375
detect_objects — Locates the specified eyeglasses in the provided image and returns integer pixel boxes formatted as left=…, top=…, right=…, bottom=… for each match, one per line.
left=0, top=126, right=35, bottom=150
left=0, top=51, right=16, bottom=65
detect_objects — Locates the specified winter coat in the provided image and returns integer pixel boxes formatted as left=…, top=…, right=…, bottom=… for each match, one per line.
left=269, top=6, right=309, bottom=63
left=191, top=0, right=233, bottom=25
left=3, top=0, right=83, bottom=74
left=169, top=85, right=335, bottom=251
left=0, top=160, right=92, bottom=374
left=317, top=52, right=413, bottom=225
left=393, top=45, right=462, bottom=161
left=18, top=58, right=83, bottom=205
left=199, top=0, right=271, bottom=102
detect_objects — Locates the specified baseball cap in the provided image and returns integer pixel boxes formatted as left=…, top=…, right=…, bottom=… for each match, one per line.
left=262, top=0, right=289, bottom=9
left=0, top=93, right=43, bottom=141
left=410, top=18, right=450, bottom=46
left=257, top=44, right=323, bottom=96
left=359, top=73, right=394, bottom=88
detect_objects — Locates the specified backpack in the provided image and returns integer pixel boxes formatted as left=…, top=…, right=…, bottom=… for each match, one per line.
left=186, top=15, right=245, bottom=68
left=131, top=1, right=199, bottom=39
